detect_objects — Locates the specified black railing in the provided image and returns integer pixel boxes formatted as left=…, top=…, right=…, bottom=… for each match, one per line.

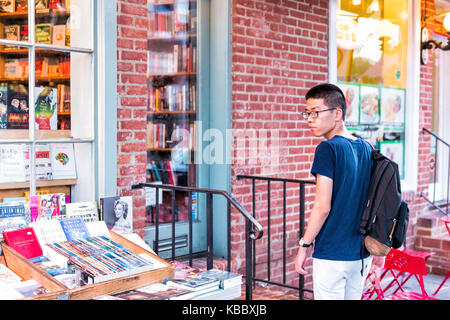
left=421, top=128, right=450, bottom=215
left=236, top=175, right=315, bottom=300
left=131, top=183, right=264, bottom=300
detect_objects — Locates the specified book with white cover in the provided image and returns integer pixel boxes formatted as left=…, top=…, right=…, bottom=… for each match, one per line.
left=85, top=221, right=110, bottom=238
left=30, top=219, right=68, bottom=247
left=0, top=264, right=22, bottom=284
left=136, top=283, right=196, bottom=300
left=50, top=143, right=76, bottom=179
left=66, top=201, right=99, bottom=223
left=0, top=144, right=27, bottom=183
left=197, top=269, right=243, bottom=289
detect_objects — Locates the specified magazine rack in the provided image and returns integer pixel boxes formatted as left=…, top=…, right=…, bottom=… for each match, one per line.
left=0, top=248, right=67, bottom=300
left=1, top=231, right=175, bottom=300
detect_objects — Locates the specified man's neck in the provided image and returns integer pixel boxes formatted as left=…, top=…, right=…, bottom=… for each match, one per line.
left=324, top=123, right=356, bottom=140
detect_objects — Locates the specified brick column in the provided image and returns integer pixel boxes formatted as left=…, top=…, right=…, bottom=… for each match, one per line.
left=117, top=0, right=148, bottom=236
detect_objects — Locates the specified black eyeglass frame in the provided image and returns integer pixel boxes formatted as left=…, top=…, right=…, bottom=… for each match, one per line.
left=301, top=107, right=337, bottom=120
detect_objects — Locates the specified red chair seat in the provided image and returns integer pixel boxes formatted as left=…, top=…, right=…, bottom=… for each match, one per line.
left=390, top=291, right=440, bottom=300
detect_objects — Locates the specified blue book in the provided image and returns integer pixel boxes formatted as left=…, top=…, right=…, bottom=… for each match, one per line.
left=60, top=217, right=90, bottom=241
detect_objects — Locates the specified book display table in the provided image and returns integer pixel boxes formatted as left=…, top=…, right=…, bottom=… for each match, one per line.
left=1, top=231, right=175, bottom=300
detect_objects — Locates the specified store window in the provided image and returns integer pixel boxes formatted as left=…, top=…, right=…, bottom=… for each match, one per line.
left=0, top=1, right=94, bottom=203
left=336, top=0, right=408, bottom=178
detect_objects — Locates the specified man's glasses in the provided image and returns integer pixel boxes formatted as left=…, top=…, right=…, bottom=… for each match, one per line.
left=301, top=107, right=337, bottom=120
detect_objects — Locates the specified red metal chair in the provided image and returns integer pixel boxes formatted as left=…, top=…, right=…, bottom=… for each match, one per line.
left=384, top=249, right=439, bottom=300
left=432, top=216, right=450, bottom=296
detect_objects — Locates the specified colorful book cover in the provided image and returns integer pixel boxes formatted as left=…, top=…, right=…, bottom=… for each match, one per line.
left=0, top=85, right=8, bottom=129
left=0, top=0, right=15, bottom=13
left=100, top=196, right=133, bottom=235
left=30, top=219, right=67, bottom=246
left=35, top=0, right=49, bottom=13
left=35, top=23, right=52, bottom=43
left=50, top=143, right=76, bottom=179
left=35, top=86, right=57, bottom=130
left=4, top=24, right=20, bottom=49
left=3, top=227, right=44, bottom=259
left=59, top=217, right=90, bottom=241
left=7, top=84, right=29, bottom=129
left=15, top=0, right=28, bottom=12
left=0, top=203, right=28, bottom=240
left=19, top=25, right=28, bottom=42
left=30, top=193, right=65, bottom=222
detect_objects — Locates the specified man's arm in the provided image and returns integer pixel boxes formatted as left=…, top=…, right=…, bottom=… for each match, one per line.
left=295, top=174, right=333, bottom=275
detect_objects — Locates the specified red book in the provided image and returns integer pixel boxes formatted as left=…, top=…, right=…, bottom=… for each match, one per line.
left=3, top=228, right=43, bottom=259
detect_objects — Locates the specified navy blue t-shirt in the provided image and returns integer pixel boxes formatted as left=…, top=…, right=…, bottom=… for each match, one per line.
left=310, top=135, right=373, bottom=261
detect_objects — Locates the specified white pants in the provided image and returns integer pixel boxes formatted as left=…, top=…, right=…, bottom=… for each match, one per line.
left=312, top=256, right=372, bottom=300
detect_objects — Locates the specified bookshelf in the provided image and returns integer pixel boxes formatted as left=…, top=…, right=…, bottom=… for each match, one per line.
left=146, top=0, right=198, bottom=225
left=0, top=1, right=74, bottom=196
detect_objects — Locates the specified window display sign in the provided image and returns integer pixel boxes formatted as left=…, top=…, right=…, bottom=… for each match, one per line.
left=380, top=140, right=405, bottom=179
left=338, top=82, right=360, bottom=128
left=359, top=85, right=379, bottom=125
left=380, top=87, right=405, bottom=130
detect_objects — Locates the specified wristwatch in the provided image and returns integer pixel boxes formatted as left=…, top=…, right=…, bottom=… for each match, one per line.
left=299, top=238, right=313, bottom=248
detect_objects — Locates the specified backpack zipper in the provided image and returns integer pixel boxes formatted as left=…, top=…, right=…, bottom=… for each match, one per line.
left=389, top=219, right=397, bottom=242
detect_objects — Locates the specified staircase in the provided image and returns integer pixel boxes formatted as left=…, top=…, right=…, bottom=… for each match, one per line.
left=415, top=208, right=450, bottom=275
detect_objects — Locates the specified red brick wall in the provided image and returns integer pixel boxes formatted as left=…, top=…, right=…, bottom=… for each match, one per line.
left=116, top=0, right=148, bottom=236
left=231, top=0, right=329, bottom=291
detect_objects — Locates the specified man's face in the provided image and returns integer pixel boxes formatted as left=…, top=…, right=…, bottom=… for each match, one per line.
left=305, top=98, right=339, bottom=138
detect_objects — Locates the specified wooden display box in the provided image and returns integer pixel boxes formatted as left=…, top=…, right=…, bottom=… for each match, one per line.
left=0, top=249, right=68, bottom=300
left=1, top=231, right=175, bottom=300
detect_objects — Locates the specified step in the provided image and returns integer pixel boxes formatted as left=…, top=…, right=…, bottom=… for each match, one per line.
left=416, top=210, right=449, bottom=238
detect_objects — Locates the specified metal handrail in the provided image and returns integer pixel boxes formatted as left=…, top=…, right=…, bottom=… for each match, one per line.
left=421, top=128, right=449, bottom=215
left=132, top=182, right=263, bottom=300
left=236, top=174, right=315, bottom=300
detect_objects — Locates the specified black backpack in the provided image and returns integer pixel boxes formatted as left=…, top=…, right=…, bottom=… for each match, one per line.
left=359, top=147, right=410, bottom=261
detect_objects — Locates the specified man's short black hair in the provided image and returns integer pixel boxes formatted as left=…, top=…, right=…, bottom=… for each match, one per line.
left=305, top=83, right=347, bottom=121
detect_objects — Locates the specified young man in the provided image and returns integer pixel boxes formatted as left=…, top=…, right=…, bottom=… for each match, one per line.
left=294, top=83, right=373, bottom=300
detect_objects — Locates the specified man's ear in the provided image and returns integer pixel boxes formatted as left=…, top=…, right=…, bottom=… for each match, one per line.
left=335, top=107, right=343, bottom=121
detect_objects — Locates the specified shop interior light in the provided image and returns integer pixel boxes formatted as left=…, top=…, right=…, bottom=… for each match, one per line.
left=368, top=0, right=379, bottom=12
left=353, top=0, right=361, bottom=5
left=444, top=12, right=450, bottom=31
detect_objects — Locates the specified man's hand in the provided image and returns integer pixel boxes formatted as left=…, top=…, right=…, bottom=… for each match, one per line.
left=295, top=246, right=313, bottom=275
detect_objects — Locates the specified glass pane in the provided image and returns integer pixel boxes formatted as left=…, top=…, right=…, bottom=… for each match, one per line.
left=336, top=0, right=408, bottom=179
left=0, top=46, right=30, bottom=137
left=34, top=50, right=92, bottom=140
left=35, top=0, right=92, bottom=49
left=146, top=0, right=198, bottom=226
left=0, top=0, right=29, bottom=43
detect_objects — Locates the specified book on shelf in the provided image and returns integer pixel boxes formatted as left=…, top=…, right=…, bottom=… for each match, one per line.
left=0, top=144, right=27, bottom=183
left=35, top=86, right=58, bottom=130
left=52, top=24, right=66, bottom=46
left=35, top=23, right=52, bottom=44
left=3, top=227, right=44, bottom=259
left=100, top=196, right=133, bottom=235
left=66, top=201, right=99, bottom=223
left=15, top=0, right=28, bottom=12
left=35, top=0, right=50, bottom=13
left=2, top=196, right=26, bottom=203
left=0, top=0, right=14, bottom=13
left=30, top=193, right=67, bottom=222
left=57, top=84, right=70, bottom=112
left=0, top=203, right=28, bottom=241
left=6, top=84, right=29, bottom=129
left=50, top=143, right=77, bottom=179
left=59, top=216, right=90, bottom=241
left=19, top=25, right=28, bottom=42
left=0, top=85, right=7, bottom=129
left=24, top=143, right=53, bottom=181
left=0, top=263, right=22, bottom=284
left=4, top=24, right=20, bottom=50
left=48, top=0, right=64, bottom=10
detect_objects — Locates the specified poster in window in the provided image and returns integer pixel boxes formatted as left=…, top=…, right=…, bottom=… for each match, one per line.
left=380, top=87, right=405, bottom=129
left=337, top=82, right=359, bottom=127
left=380, top=140, right=404, bottom=179
left=359, top=85, right=379, bottom=125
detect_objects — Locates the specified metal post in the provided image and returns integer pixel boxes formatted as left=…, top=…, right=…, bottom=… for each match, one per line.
left=206, top=193, right=213, bottom=270
left=245, top=218, right=253, bottom=300
left=188, top=191, right=193, bottom=267
left=171, top=190, right=176, bottom=262
left=154, top=186, right=160, bottom=255
left=299, top=183, right=305, bottom=300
